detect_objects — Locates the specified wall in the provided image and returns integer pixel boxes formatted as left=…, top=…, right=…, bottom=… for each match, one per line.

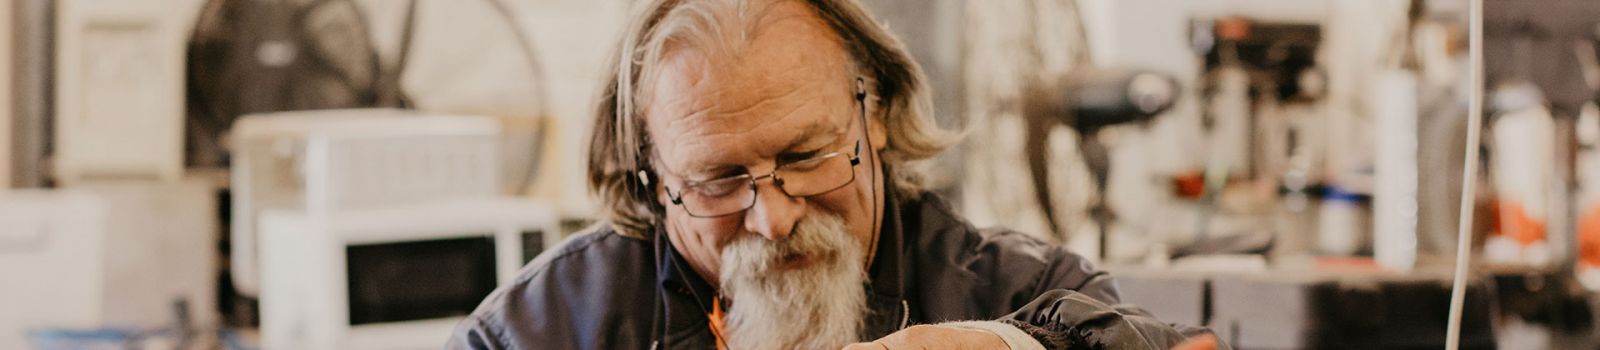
left=858, top=0, right=967, bottom=197
left=1484, top=0, right=1600, bottom=115
left=360, top=0, right=628, bottom=214
left=1, top=0, right=10, bottom=191
left=517, top=0, right=628, bottom=214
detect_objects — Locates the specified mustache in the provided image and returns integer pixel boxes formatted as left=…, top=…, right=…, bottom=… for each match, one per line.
left=724, top=213, right=848, bottom=275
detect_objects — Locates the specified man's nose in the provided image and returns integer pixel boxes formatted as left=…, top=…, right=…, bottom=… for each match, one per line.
left=744, top=179, right=804, bottom=241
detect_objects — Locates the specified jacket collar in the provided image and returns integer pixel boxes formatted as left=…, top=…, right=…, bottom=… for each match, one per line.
left=862, top=169, right=911, bottom=338
left=650, top=224, right=719, bottom=348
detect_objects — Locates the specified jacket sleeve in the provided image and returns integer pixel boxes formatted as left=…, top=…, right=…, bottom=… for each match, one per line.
left=999, top=289, right=1223, bottom=350
left=998, top=246, right=1226, bottom=350
left=446, top=315, right=504, bottom=350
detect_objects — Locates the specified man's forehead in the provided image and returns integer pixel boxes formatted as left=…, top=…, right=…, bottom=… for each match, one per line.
left=641, top=5, right=855, bottom=175
left=648, top=86, right=850, bottom=175
left=644, top=65, right=851, bottom=177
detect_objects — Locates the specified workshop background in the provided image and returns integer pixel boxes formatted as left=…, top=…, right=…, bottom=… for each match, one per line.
left=2, top=0, right=1598, bottom=349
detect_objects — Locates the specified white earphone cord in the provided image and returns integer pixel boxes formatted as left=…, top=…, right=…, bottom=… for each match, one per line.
left=1445, top=0, right=1483, bottom=348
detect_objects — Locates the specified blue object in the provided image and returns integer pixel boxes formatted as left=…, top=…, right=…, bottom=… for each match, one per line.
left=29, top=328, right=139, bottom=350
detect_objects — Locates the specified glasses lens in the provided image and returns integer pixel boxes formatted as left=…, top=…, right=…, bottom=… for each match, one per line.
left=679, top=176, right=755, bottom=217
left=775, top=153, right=856, bottom=197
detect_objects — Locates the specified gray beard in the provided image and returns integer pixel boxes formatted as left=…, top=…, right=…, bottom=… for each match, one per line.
left=718, top=212, right=868, bottom=350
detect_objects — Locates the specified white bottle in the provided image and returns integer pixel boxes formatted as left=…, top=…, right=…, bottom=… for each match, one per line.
left=1372, top=70, right=1419, bottom=272
left=1574, top=101, right=1600, bottom=290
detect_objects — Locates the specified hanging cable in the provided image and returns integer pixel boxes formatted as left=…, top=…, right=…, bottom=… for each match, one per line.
left=1445, top=0, right=1483, bottom=348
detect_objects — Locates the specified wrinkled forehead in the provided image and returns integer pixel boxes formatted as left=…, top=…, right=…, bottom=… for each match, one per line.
left=640, top=2, right=857, bottom=177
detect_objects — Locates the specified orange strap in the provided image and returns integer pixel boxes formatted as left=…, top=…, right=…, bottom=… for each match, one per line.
left=709, top=298, right=729, bottom=350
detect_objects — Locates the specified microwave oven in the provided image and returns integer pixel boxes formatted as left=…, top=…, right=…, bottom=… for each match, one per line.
left=230, top=109, right=503, bottom=297
left=257, top=198, right=559, bottom=350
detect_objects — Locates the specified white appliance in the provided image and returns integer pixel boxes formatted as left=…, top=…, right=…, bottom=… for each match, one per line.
left=53, top=0, right=201, bottom=184
left=258, top=198, right=560, bottom=350
left=229, top=109, right=503, bottom=296
left=0, top=183, right=218, bottom=350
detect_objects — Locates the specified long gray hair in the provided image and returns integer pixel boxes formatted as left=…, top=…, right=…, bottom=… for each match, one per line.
left=587, top=0, right=957, bottom=239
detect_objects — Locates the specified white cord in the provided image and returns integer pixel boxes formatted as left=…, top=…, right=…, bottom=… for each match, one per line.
left=1446, top=0, right=1484, bottom=348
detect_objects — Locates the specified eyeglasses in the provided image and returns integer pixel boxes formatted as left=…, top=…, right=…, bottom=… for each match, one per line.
left=661, top=140, right=862, bottom=218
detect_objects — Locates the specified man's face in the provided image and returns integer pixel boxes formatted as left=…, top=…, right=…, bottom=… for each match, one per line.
left=641, top=1, right=887, bottom=347
left=643, top=1, right=884, bottom=289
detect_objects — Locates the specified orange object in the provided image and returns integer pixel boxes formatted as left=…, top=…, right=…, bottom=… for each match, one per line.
left=709, top=298, right=729, bottom=350
left=1314, top=257, right=1389, bottom=274
left=1217, top=18, right=1251, bottom=41
left=1492, top=201, right=1546, bottom=245
left=1579, top=204, right=1600, bottom=267
left=1172, top=334, right=1219, bottom=350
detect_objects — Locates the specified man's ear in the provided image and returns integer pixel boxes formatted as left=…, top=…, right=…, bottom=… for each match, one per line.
left=867, top=100, right=889, bottom=153
left=857, top=77, right=890, bottom=153
left=638, top=169, right=670, bottom=207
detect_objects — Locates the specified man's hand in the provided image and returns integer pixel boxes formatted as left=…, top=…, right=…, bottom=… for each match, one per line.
left=842, top=325, right=1010, bottom=350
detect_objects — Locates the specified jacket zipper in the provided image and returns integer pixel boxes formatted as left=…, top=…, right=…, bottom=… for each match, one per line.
left=899, top=299, right=910, bottom=330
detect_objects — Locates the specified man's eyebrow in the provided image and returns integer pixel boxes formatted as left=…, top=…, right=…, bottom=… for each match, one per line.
left=783, top=120, right=840, bottom=151
left=675, top=156, right=739, bottom=181
left=676, top=120, right=839, bottom=179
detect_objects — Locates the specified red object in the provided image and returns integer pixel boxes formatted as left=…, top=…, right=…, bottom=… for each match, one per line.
left=1217, top=18, right=1251, bottom=41
left=1172, top=171, right=1207, bottom=199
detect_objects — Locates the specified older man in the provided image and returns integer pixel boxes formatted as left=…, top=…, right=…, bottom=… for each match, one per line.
left=449, top=0, right=1216, bottom=349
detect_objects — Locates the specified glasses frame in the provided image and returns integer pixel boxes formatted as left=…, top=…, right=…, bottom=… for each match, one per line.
left=661, top=139, right=862, bottom=218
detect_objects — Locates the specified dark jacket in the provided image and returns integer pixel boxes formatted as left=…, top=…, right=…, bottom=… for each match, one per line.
left=447, top=189, right=1215, bottom=349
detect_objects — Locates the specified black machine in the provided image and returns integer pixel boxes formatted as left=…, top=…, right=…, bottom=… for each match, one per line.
left=1026, top=68, right=1180, bottom=260
left=185, top=0, right=416, bottom=168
